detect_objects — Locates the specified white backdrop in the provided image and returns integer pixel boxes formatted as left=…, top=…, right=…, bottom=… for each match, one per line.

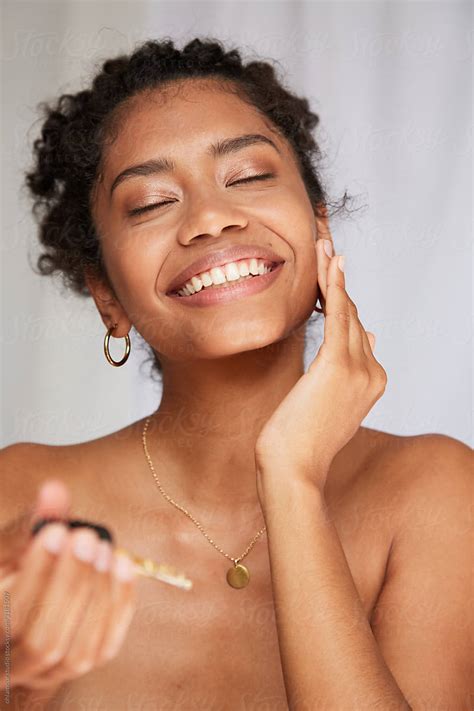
left=2, top=1, right=472, bottom=447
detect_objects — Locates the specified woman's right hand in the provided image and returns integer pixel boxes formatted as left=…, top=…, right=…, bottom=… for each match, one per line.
left=0, top=479, right=138, bottom=692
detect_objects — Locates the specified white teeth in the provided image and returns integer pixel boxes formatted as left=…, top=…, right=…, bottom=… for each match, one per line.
left=175, top=258, right=275, bottom=296
left=190, top=276, right=203, bottom=292
left=201, top=272, right=213, bottom=287
left=248, top=258, right=259, bottom=275
left=224, top=262, right=241, bottom=281
left=209, top=267, right=226, bottom=284
left=238, top=261, right=250, bottom=277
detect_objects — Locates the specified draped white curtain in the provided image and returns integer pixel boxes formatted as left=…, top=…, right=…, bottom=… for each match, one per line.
left=2, top=1, right=472, bottom=447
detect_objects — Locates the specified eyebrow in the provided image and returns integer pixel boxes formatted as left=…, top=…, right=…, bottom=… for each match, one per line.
left=109, top=133, right=281, bottom=197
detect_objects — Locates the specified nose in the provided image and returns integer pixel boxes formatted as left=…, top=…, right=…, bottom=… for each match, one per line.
left=176, top=188, right=249, bottom=245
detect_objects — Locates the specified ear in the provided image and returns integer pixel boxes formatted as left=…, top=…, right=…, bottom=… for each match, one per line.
left=313, top=202, right=334, bottom=250
left=84, top=267, right=131, bottom=337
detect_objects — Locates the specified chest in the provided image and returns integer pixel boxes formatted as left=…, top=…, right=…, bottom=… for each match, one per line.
left=48, top=475, right=392, bottom=710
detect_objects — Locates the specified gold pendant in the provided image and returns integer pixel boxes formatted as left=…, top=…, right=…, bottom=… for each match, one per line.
left=226, top=562, right=250, bottom=588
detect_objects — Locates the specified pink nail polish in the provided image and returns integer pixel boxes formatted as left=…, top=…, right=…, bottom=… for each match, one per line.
left=337, top=255, right=345, bottom=272
left=40, top=523, right=68, bottom=554
left=113, top=552, right=136, bottom=582
left=72, top=529, right=98, bottom=562
left=94, top=541, right=112, bottom=572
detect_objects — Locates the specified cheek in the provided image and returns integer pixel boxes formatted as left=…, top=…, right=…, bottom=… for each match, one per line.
left=255, top=185, right=315, bottom=249
left=301, top=259, right=319, bottom=311
left=284, top=239, right=319, bottom=324
left=106, top=237, right=166, bottom=314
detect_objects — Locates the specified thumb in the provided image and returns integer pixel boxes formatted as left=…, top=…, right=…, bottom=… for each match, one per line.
left=0, top=479, right=71, bottom=566
left=366, top=332, right=376, bottom=352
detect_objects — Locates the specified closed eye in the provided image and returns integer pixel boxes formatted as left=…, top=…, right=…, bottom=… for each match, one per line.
left=229, top=172, right=275, bottom=186
left=127, top=172, right=276, bottom=218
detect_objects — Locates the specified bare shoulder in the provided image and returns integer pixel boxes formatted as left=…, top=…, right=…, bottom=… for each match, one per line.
left=392, top=430, right=473, bottom=490
left=0, top=419, right=144, bottom=525
left=354, top=426, right=472, bottom=491
left=0, top=440, right=74, bottom=524
left=0, top=435, right=109, bottom=525
left=359, top=429, right=473, bottom=705
left=342, top=426, right=472, bottom=544
left=385, top=430, right=472, bottom=543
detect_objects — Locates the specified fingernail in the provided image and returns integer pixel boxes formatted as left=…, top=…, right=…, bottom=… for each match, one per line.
left=37, top=480, right=65, bottom=503
left=72, top=529, right=99, bottom=562
left=94, top=541, right=113, bottom=572
left=113, top=552, right=136, bottom=582
left=323, top=240, right=333, bottom=258
left=337, top=255, right=345, bottom=272
left=40, top=522, right=68, bottom=554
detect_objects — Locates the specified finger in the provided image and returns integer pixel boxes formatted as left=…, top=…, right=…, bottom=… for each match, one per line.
left=339, top=266, right=373, bottom=364
left=0, top=479, right=71, bottom=566
left=356, top=322, right=376, bottom=359
left=333, top=259, right=376, bottom=363
left=13, top=528, right=101, bottom=680
left=95, top=550, right=138, bottom=662
left=6, top=522, right=69, bottom=640
left=345, top=290, right=377, bottom=361
left=31, top=480, right=71, bottom=526
left=31, top=540, right=115, bottom=686
left=321, top=255, right=350, bottom=360
left=366, top=332, right=376, bottom=352
left=314, top=238, right=333, bottom=313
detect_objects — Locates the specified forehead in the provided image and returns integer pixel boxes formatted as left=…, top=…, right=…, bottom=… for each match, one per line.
left=100, top=78, right=285, bottom=173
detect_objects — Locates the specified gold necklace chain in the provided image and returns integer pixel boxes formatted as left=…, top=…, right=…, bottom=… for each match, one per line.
left=141, top=415, right=267, bottom=588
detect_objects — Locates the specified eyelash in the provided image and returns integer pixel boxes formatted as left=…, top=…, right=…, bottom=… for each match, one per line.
left=127, top=172, right=276, bottom=217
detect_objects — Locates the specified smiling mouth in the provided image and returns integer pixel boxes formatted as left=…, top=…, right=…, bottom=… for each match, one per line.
left=168, top=259, right=282, bottom=297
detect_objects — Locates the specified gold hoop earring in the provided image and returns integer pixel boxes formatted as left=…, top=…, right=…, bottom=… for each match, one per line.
left=104, top=323, right=131, bottom=367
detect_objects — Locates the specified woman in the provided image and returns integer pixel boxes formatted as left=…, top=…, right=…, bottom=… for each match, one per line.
left=0, top=37, right=471, bottom=710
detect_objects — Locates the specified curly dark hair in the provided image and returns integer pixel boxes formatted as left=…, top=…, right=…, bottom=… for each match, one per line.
left=24, top=36, right=354, bottom=380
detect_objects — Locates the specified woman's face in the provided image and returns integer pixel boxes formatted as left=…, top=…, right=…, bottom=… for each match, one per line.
left=91, top=78, right=321, bottom=364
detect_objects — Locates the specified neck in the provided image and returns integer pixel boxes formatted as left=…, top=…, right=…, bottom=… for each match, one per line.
left=144, top=324, right=308, bottom=527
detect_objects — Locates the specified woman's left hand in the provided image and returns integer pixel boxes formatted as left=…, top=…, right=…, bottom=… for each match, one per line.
left=254, top=238, right=388, bottom=492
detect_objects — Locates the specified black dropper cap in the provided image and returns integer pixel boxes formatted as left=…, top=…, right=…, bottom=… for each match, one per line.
left=31, top=517, right=114, bottom=543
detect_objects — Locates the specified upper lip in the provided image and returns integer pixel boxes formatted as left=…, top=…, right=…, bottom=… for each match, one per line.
left=165, top=244, right=285, bottom=294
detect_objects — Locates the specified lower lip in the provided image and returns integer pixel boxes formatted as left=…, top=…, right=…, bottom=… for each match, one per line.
left=166, top=262, right=285, bottom=307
